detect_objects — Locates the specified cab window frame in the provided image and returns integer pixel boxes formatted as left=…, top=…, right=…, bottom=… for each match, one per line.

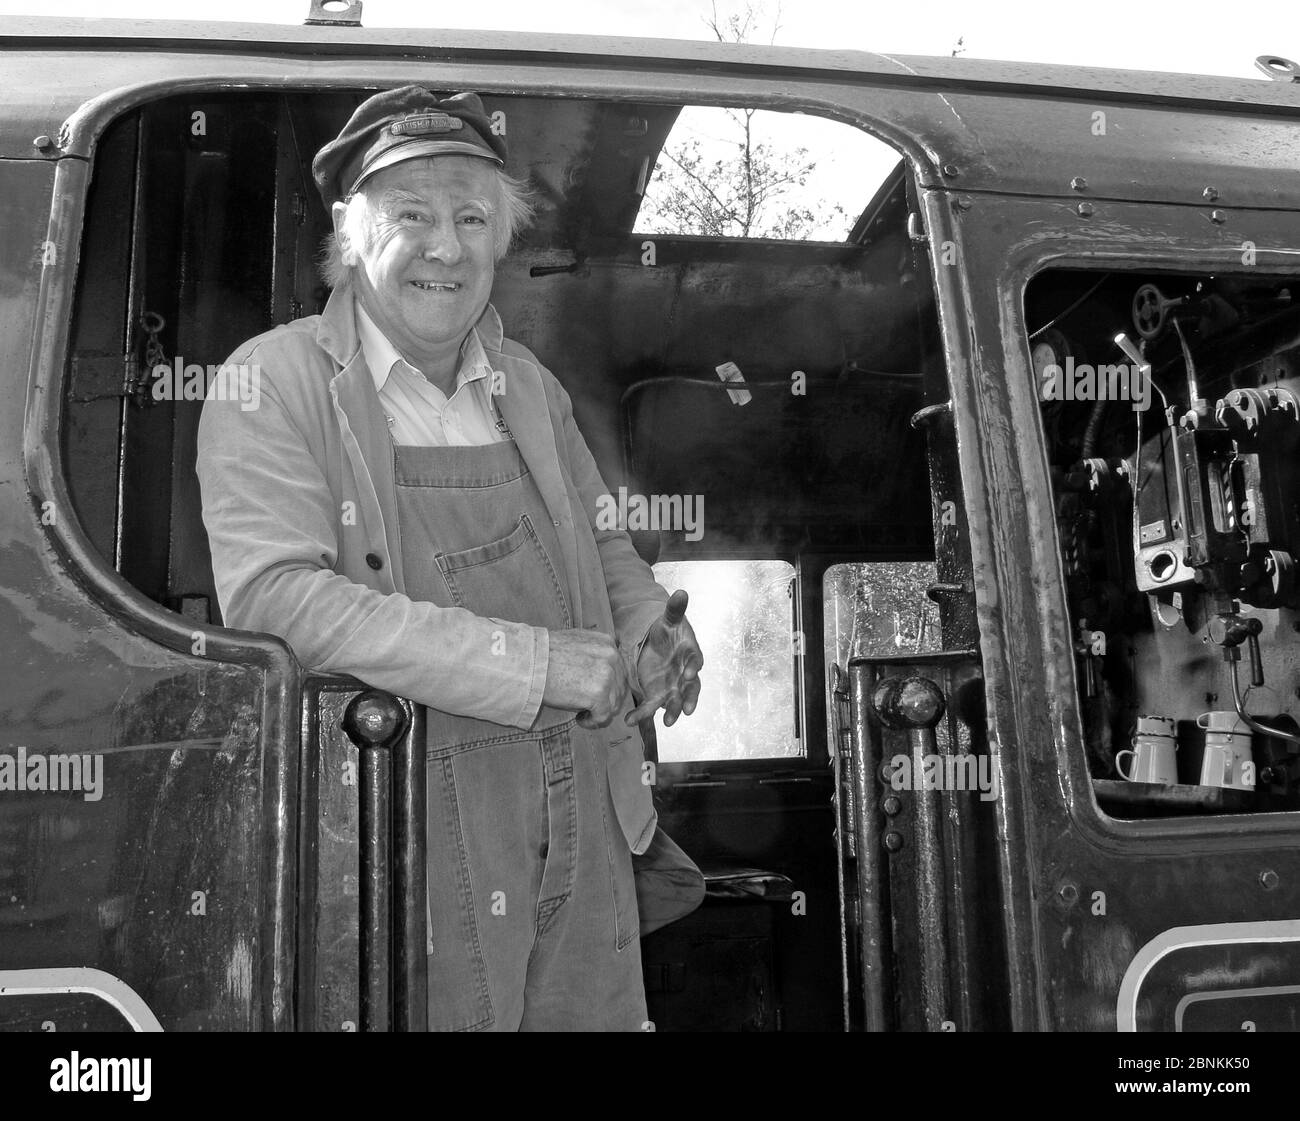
left=30, top=64, right=947, bottom=735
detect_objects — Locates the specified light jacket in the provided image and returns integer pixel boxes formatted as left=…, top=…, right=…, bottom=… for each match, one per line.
left=196, top=280, right=666, bottom=852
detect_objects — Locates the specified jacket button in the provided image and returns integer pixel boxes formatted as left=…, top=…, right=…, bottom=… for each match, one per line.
left=366, top=553, right=383, bottom=570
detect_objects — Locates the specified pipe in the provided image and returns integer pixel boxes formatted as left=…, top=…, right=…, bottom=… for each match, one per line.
left=849, top=662, right=892, bottom=1032
left=1230, top=659, right=1300, bottom=746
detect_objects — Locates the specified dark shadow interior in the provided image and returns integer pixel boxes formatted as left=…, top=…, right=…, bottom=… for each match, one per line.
left=63, top=90, right=966, bottom=1030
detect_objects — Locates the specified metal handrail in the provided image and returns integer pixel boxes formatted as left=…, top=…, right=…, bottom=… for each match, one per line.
left=341, top=689, right=412, bottom=1032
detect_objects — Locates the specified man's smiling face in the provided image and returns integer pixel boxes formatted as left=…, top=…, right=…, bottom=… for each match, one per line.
left=338, top=155, right=499, bottom=377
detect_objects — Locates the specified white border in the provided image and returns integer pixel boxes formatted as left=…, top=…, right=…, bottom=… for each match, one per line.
left=1116, top=920, right=1300, bottom=1031
left=1174, top=984, right=1300, bottom=1031
left=0, top=968, right=164, bottom=1031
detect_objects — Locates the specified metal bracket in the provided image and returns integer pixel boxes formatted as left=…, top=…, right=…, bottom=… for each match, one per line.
left=1255, top=55, right=1300, bottom=82
left=69, top=352, right=133, bottom=402
left=305, top=0, right=363, bottom=26
left=926, top=581, right=973, bottom=602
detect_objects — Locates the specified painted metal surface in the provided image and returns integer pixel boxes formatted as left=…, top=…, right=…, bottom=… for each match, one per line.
left=0, top=968, right=164, bottom=1032
left=1, top=152, right=302, bottom=1030
left=924, top=185, right=1300, bottom=1029
left=299, top=687, right=362, bottom=1032
left=4, top=26, right=1299, bottom=212
left=2, top=18, right=1300, bottom=1032
left=840, top=652, right=994, bottom=1032
left=1176, top=985, right=1300, bottom=1032
left=296, top=681, right=426, bottom=1032
left=6, top=15, right=1300, bottom=115
left=1117, top=920, right=1300, bottom=1030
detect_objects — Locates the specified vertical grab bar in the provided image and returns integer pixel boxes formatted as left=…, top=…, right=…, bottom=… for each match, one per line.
left=393, top=704, right=427, bottom=1032
left=872, top=674, right=950, bottom=1031
left=342, top=690, right=410, bottom=1033
left=848, top=663, right=891, bottom=1031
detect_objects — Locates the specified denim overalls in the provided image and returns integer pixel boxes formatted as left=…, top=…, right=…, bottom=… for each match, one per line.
left=392, top=435, right=645, bottom=1032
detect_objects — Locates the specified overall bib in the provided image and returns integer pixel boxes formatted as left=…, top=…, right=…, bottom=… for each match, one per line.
left=393, top=438, right=645, bottom=1032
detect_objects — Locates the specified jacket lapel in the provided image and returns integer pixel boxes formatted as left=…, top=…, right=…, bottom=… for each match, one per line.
left=317, top=284, right=406, bottom=594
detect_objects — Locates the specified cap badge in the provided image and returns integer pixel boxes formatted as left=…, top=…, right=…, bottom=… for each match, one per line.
left=390, top=113, right=465, bottom=136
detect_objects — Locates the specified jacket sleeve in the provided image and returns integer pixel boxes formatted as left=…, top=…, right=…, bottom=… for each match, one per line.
left=551, top=378, right=669, bottom=699
left=196, top=348, right=547, bottom=729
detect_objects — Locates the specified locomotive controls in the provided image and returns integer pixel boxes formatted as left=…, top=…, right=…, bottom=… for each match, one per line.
left=1035, top=273, right=1300, bottom=808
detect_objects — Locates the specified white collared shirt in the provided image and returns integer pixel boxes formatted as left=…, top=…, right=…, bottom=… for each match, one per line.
left=355, top=304, right=505, bottom=447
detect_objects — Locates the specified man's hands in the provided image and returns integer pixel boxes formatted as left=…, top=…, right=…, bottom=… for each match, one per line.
left=626, top=590, right=703, bottom=727
left=541, top=590, right=704, bottom=730
left=542, top=628, right=629, bottom=729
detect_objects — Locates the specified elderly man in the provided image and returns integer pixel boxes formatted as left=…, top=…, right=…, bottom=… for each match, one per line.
left=197, top=87, right=704, bottom=1031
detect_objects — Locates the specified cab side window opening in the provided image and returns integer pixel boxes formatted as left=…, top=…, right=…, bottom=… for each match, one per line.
left=1026, top=268, right=1300, bottom=817
left=60, top=89, right=968, bottom=773
left=51, top=83, right=975, bottom=1036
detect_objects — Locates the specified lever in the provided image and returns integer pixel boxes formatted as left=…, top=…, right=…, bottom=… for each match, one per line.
left=1207, top=612, right=1300, bottom=744
left=1248, top=628, right=1265, bottom=688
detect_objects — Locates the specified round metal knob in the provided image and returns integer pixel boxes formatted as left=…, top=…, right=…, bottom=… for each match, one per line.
left=872, top=676, right=946, bottom=731
left=341, top=689, right=409, bottom=751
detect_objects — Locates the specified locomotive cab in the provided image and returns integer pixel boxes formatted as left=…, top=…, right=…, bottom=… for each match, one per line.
left=5, top=14, right=1300, bottom=1033
left=57, top=86, right=961, bottom=1032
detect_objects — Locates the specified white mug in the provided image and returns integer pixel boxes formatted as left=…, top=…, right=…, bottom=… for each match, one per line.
left=1197, top=711, right=1255, bottom=790
left=1197, top=710, right=1250, bottom=736
left=1135, top=714, right=1177, bottom=739
left=1116, top=736, right=1178, bottom=785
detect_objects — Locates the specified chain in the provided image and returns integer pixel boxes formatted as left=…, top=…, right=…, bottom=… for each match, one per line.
left=131, top=311, right=168, bottom=406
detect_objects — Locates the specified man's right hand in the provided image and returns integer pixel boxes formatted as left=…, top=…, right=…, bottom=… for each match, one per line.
left=543, top=628, right=629, bottom=728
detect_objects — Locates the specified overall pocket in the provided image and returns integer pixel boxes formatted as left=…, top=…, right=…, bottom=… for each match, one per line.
left=436, top=513, right=572, bottom=630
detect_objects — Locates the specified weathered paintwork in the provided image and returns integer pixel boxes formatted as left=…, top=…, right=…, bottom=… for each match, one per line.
left=921, top=186, right=1300, bottom=1029
left=0, top=169, right=297, bottom=1032
left=2, top=16, right=1299, bottom=1031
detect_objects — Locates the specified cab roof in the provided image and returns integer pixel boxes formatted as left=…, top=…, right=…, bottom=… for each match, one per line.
left=4, top=16, right=1299, bottom=211
left=4, top=15, right=1300, bottom=112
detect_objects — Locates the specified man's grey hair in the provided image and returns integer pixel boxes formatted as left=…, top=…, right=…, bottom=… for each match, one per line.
left=318, top=167, right=535, bottom=288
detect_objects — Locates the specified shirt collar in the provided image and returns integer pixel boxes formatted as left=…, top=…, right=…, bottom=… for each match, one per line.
left=354, top=302, right=492, bottom=395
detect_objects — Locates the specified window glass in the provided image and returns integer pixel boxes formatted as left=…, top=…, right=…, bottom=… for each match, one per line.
left=650, top=559, right=799, bottom=762
left=634, top=107, right=898, bottom=241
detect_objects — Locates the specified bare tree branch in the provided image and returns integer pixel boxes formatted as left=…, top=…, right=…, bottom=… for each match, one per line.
left=639, top=1, right=850, bottom=240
